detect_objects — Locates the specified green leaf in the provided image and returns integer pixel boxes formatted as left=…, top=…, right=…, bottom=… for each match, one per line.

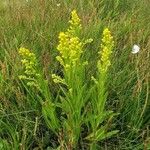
left=97, top=130, right=119, bottom=141
left=42, top=101, right=60, bottom=132
left=85, top=126, right=119, bottom=142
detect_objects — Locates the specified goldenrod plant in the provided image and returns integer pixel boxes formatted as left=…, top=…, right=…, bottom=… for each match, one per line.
left=85, top=28, right=118, bottom=149
left=18, top=47, right=60, bottom=133
left=53, top=10, right=93, bottom=149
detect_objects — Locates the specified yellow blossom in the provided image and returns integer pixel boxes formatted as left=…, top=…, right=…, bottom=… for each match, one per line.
left=56, top=10, right=83, bottom=70
left=19, top=47, right=39, bottom=88
left=68, top=10, right=82, bottom=35
left=54, top=10, right=93, bottom=84
left=52, top=74, right=66, bottom=85
left=98, top=28, right=114, bottom=73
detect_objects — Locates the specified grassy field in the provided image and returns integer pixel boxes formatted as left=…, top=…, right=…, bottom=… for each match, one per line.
left=0, top=0, right=150, bottom=149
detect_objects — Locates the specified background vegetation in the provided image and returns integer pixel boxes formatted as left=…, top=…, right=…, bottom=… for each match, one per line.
left=0, top=0, right=150, bottom=149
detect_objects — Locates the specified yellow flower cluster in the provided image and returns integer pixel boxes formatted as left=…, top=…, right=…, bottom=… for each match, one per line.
left=68, top=10, right=82, bottom=35
left=56, top=10, right=83, bottom=70
left=56, top=32, right=82, bottom=68
left=53, top=10, right=93, bottom=84
left=52, top=74, right=66, bottom=85
left=18, top=47, right=39, bottom=88
left=98, top=28, right=114, bottom=73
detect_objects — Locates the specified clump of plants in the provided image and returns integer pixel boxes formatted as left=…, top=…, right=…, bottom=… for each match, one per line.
left=18, top=10, right=118, bottom=149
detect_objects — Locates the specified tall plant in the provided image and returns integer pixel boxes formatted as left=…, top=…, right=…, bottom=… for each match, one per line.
left=85, top=28, right=119, bottom=149
left=52, top=10, right=92, bottom=149
left=18, top=47, right=60, bottom=133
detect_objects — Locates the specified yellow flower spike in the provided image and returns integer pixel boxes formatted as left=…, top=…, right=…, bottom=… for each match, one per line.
left=56, top=10, right=92, bottom=73
left=98, top=28, right=114, bottom=73
left=52, top=74, right=67, bottom=85
left=56, top=13, right=83, bottom=70
left=19, top=47, right=39, bottom=89
left=68, top=10, right=82, bottom=36
left=69, top=10, right=81, bottom=28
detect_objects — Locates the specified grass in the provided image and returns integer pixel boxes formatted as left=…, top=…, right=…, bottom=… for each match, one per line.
left=0, top=0, right=150, bottom=149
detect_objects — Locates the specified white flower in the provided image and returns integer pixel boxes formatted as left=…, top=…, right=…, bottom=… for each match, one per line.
left=132, top=44, right=140, bottom=54
left=56, top=3, right=61, bottom=7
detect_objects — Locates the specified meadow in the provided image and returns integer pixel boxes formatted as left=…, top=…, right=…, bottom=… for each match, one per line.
left=0, top=0, right=150, bottom=149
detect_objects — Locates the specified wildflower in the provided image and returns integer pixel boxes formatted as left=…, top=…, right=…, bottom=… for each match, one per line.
left=132, top=44, right=140, bottom=54
left=19, top=47, right=39, bottom=88
left=55, top=10, right=92, bottom=83
left=68, top=10, right=82, bottom=35
left=56, top=3, right=61, bottom=7
left=98, top=28, right=114, bottom=73
left=56, top=10, right=83, bottom=70
left=52, top=74, right=66, bottom=85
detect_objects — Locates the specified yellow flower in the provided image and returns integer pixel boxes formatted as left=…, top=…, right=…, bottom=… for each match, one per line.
left=98, top=28, right=114, bottom=73
left=56, top=10, right=83, bottom=70
left=55, top=10, right=93, bottom=84
left=68, top=10, right=82, bottom=35
left=69, top=10, right=81, bottom=26
left=19, top=47, right=39, bottom=88
left=52, top=74, right=66, bottom=85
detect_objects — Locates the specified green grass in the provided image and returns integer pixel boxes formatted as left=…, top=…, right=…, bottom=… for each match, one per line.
left=0, top=0, right=150, bottom=149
